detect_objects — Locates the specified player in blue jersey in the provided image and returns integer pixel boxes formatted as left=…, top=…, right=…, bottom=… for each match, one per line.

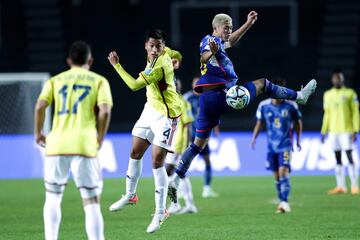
left=183, top=76, right=220, bottom=198
left=168, top=11, right=316, bottom=202
left=251, top=78, right=302, bottom=213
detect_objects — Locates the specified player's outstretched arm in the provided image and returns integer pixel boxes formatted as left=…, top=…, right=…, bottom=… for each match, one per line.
left=108, top=51, right=148, bottom=91
left=251, top=120, right=263, bottom=149
left=97, top=103, right=112, bottom=148
left=34, top=100, right=49, bottom=147
left=226, top=11, right=258, bottom=48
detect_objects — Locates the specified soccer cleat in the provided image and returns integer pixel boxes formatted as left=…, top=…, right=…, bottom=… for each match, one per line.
left=327, top=187, right=347, bottom=195
left=202, top=187, right=220, bottom=198
left=168, top=174, right=180, bottom=203
left=109, top=193, right=138, bottom=212
left=168, top=202, right=182, bottom=214
left=176, top=204, right=198, bottom=215
left=146, top=209, right=169, bottom=233
left=351, top=187, right=359, bottom=195
left=276, top=201, right=291, bottom=214
left=296, top=79, right=317, bottom=105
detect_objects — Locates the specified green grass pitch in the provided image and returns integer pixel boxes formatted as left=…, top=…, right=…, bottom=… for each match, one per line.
left=0, top=176, right=359, bottom=239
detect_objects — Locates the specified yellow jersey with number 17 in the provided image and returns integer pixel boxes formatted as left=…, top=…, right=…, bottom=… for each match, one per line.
left=138, top=50, right=182, bottom=118
left=38, top=67, right=113, bottom=157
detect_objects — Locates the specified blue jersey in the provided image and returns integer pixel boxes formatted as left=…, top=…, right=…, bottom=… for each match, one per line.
left=195, top=35, right=238, bottom=93
left=256, top=99, right=302, bottom=153
left=183, top=90, right=200, bottom=134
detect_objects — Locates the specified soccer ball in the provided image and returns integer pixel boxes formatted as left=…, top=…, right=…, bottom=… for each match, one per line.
left=226, top=85, right=250, bottom=110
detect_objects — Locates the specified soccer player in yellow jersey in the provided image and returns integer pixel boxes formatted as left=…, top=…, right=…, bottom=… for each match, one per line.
left=321, top=70, right=359, bottom=195
left=107, top=29, right=182, bottom=233
left=34, top=41, right=113, bottom=240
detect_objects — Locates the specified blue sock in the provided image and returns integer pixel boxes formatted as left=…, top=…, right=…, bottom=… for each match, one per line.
left=175, top=143, right=202, bottom=178
left=279, top=176, right=291, bottom=202
left=265, top=79, right=297, bottom=100
left=204, top=163, right=212, bottom=186
left=275, top=181, right=281, bottom=201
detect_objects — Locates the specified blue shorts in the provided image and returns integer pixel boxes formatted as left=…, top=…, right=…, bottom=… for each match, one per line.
left=266, top=151, right=291, bottom=172
left=195, top=81, right=257, bottom=139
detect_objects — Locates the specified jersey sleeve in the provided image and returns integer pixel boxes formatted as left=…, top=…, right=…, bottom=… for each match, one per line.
left=38, top=79, right=53, bottom=104
left=350, top=90, right=360, bottom=132
left=199, top=36, right=210, bottom=54
left=97, top=78, right=113, bottom=106
left=199, top=36, right=222, bottom=55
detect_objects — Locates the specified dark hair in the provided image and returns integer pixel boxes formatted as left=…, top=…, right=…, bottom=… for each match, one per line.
left=69, top=41, right=91, bottom=65
left=272, top=77, right=286, bottom=87
left=145, top=29, right=167, bottom=42
left=332, top=68, right=343, bottom=75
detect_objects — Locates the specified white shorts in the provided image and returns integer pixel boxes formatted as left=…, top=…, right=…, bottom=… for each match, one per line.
left=165, top=152, right=181, bottom=166
left=328, top=133, right=353, bottom=151
left=44, top=155, right=103, bottom=199
left=132, top=103, right=179, bottom=151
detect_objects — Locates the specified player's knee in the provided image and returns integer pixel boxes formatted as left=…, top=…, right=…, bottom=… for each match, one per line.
left=130, top=150, right=143, bottom=160
left=166, top=164, right=175, bottom=176
left=79, top=185, right=103, bottom=200
left=152, top=160, right=164, bottom=169
left=82, top=195, right=100, bottom=206
left=45, top=182, right=66, bottom=194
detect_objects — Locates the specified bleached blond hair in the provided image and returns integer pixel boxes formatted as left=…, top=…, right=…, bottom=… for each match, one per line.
left=212, top=13, right=232, bottom=28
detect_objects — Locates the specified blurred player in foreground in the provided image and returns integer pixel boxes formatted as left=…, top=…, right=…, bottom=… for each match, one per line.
left=251, top=78, right=302, bottom=213
left=163, top=49, right=198, bottom=214
left=321, top=70, right=359, bottom=195
left=107, top=29, right=181, bottom=233
left=168, top=11, right=317, bottom=203
left=166, top=77, right=198, bottom=214
left=183, top=76, right=220, bottom=198
left=34, top=41, right=113, bottom=240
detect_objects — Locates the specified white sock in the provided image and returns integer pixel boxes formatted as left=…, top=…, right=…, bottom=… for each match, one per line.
left=182, top=177, right=195, bottom=207
left=44, top=192, right=63, bottom=240
left=126, top=158, right=142, bottom=195
left=348, top=164, right=359, bottom=188
left=84, top=203, right=104, bottom=240
left=335, top=164, right=345, bottom=189
left=153, top=167, right=168, bottom=214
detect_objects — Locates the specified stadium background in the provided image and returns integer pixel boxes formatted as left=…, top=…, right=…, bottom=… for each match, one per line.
left=0, top=0, right=359, bottom=178
left=1, top=0, right=359, bottom=132
left=1, top=1, right=360, bottom=239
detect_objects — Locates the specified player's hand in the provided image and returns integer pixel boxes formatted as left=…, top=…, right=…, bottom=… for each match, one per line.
left=320, top=134, right=326, bottom=143
left=35, top=133, right=46, bottom=147
left=247, top=11, right=258, bottom=25
left=208, top=38, right=219, bottom=54
left=107, top=51, right=120, bottom=66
